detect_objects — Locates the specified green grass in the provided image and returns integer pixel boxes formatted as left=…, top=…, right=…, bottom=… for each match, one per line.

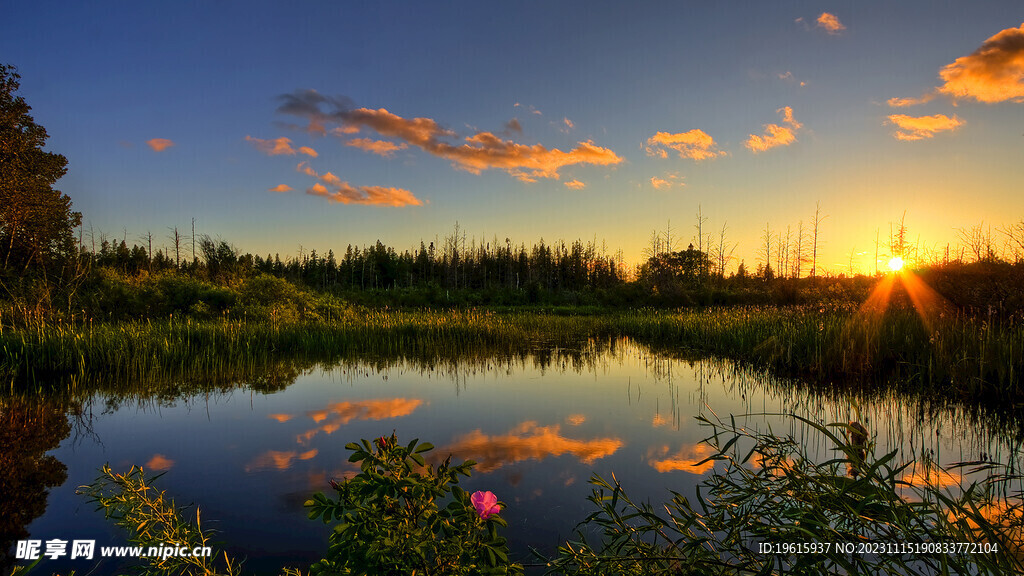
left=2, top=306, right=1022, bottom=406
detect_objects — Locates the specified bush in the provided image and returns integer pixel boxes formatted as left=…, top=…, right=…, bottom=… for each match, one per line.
left=304, top=433, right=522, bottom=576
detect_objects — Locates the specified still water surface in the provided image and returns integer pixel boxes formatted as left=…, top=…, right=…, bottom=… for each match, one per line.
left=15, top=339, right=1023, bottom=574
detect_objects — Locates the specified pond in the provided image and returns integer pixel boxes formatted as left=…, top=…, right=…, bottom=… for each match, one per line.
left=6, top=338, right=1023, bottom=574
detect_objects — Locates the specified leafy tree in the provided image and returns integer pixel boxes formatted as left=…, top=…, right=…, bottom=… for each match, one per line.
left=0, top=64, right=81, bottom=278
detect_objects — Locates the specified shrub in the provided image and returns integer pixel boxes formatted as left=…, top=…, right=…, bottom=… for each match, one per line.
left=304, top=433, right=522, bottom=576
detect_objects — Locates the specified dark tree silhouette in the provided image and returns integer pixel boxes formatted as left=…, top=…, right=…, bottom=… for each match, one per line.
left=0, top=64, right=81, bottom=278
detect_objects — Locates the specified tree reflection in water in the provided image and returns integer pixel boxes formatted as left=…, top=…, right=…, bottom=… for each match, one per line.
left=0, top=397, right=70, bottom=570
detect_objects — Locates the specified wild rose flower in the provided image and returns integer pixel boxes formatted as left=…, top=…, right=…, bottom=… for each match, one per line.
left=471, top=490, right=501, bottom=520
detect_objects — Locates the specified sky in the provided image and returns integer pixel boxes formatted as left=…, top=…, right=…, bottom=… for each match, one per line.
left=2, top=1, right=1023, bottom=273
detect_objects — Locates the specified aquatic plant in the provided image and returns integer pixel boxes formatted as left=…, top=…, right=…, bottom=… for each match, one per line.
left=545, top=414, right=1024, bottom=575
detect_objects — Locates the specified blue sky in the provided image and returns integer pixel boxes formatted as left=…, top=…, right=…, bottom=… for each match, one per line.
left=3, top=1, right=1023, bottom=272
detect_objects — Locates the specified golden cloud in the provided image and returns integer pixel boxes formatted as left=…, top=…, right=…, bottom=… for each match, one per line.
left=277, top=93, right=622, bottom=182
left=145, top=453, right=175, bottom=472
left=268, top=413, right=294, bottom=421
left=886, top=95, right=935, bottom=108
left=146, top=138, right=175, bottom=152
left=246, top=135, right=297, bottom=156
left=887, top=113, right=964, bottom=140
left=298, top=146, right=318, bottom=157
left=297, top=161, right=424, bottom=207
left=900, top=462, right=962, bottom=489
left=817, top=12, right=846, bottom=34
left=650, top=172, right=684, bottom=190
left=647, top=443, right=716, bottom=474
left=563, top=179, right=586, bottom=190
left=297, top=398, right=424, bottom=445
left=745, top=106, right=801, bottom=153
left=443, top=421, right=622, bottom=473
left=268, top=184, right=293, bottom=193
left=307, top=183, right=423, bottom=206
left=645, top=129, right=725, bottom=161
left=566, top=414, right=586, bottom=426
left=345, top=138, right=410, bottom=157
left=245, top=449, right=318, bottom=472
left=937, top=23, right=1024, bottom=103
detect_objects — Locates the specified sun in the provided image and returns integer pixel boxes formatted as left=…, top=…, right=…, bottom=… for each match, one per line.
left=888, top=256, right=905, bottom=272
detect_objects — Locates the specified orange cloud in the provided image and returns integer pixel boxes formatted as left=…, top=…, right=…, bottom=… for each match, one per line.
left=647, top=443, right=716, bottom=474
left=246, top=135, right=297, bottom=156
left=443, top=421, right=622, bottom=473
left=145, top=454, right=175, bottom=471
left=307, top=183, right=422, bottom=206
left=887, top=113, right=964, bottom=140
left=146, top=138, right=174, bottom=152
left=297, top=161, right=424, bottom=207
left=245, top=449, right=318, bottom=472
left=651, top=172, right=683, bottom=190
left=268, top=184, right=293, bottom=193
left=297, top=398, right=423, bottom=444
left=817, top=12, right=846, bottom=34
left=345, top=138, right=409, bottom=157
left=277, top=92, right=622, bottom=182
left=563, top=179, right=586, bottom=190
left=268, top=413, right=294, bottom=421
left=900, top=462, right=962, bottom=489
left=886, top=94, right=935, bottom=108
left=745, top=106, right=801, bottom=153
left=566, top=414, right=586, bottom=426
left=298, top=146, right=318, bottom=157
left=645, top=129, right=725, bottom=161
left=937, top=23, right=1024, bottom=103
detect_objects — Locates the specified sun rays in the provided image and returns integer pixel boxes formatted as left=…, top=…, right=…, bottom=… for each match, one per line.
left=858, top=261, right=951, bottom=332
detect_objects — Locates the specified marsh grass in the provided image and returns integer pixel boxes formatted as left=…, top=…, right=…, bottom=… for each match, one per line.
left=2, top=306, right=1021, bottom=405
left=546, top=414, right=1024, bottom=575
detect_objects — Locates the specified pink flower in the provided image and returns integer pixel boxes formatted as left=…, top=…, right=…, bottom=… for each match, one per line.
left=470, top=491, right=501, bottom=520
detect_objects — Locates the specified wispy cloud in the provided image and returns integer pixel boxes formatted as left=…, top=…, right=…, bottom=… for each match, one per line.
left=246, top=135, right=297, bottom=155
left=887, top=113, right=964, bottom=140
left=745, top=107, right=802, bottom=153
left=647, top=443, right=717, bottom=474
left=296, top=161, right=423, bottom=206
left=778, top=71, right=807, bottom=87
left=514, top=102, right=543, bottom=116
left=817, top=12, right=846, bottom=35
left=937, top=23, right=1024, bottom=103
left=345, top=137, right=409, bottom=157
left=268, top=184, right=293, bottom=193
left=563, top=179, right=586, bottom=190
left=645, top=129, right=725, bottom=161
left=306, top=183, right=422, bottom=207
left=245, top=449, right=318, bottom=472
left=886, top=94, right=935, bottom=108
left=650, top=172, right=684, bottom=190
left=298, top=146, right=318, bottom=157
left=277, top=91, right=622, bottom=183
left=146, top=138, right=174, bottom=152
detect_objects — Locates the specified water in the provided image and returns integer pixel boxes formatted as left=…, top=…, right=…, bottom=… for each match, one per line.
left=6, top=339, right=1022, bottom=574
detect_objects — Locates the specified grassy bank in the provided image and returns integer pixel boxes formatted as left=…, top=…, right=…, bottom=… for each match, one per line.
left=2, top=306, right=1022, bottom=404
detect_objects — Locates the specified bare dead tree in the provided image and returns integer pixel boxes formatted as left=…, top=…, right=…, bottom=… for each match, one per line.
left=760, top=223, right=773, bottom=277
left=810, top=202, right=827, bottom=277
left=999, top=220, right=1024, bottom=263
